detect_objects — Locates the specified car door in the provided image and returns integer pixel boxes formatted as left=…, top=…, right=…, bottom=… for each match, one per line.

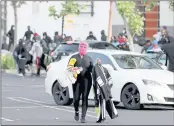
left=86, top=52, right=116, bottom=99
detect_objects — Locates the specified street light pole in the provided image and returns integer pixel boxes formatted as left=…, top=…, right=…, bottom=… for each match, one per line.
left=107, top=0, right=113, bottom=43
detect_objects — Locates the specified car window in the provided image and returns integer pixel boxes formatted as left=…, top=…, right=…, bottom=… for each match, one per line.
left=158, top=53, right=167, bottom=66
left=55, top=43, right=79, bottom=53
left=87, top=52, right=115, bottom=69
left=89, top=43, right=118, bottom=50
left=112, top=54, right=162, bottom=69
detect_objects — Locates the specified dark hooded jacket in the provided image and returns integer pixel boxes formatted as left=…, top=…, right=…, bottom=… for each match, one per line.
left=101, top=30, right=107, bottom=41
left=158, top=35, right=174, bottom=45
left=14, top=40, right=27, bottom=58
left=161, top=42, right=174, bottom=72
left=7, top=25, right=14, bottom=42
left=43, top=32, right=52, bottom=46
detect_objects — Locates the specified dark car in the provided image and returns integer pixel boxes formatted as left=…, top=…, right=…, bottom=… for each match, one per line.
left=51, top=40, right=119, bottom=61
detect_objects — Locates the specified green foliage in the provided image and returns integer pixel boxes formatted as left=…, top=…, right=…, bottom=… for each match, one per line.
left=1, top=54, right=16, bottom=70
left=49, top=1, right=85, bottom=19
left=169, top=1, right=174, bottom=11
left=116, top=1, right=144, bottom=37
left=145, top=1, right=174, bottom=11
left=145, top=1, right=159, bottom=11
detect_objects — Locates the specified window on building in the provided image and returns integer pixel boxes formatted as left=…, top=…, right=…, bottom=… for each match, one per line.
left=77, top=1, right=94, bottom=16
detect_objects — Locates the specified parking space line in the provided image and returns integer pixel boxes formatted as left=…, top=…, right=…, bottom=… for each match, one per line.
left=7, top=97, right=97, bottom=119
left=1, top=117, right=14, bottom=121
left=17, top=97, right=110, bottom=117
left=2, top=106, right=45, bottom=109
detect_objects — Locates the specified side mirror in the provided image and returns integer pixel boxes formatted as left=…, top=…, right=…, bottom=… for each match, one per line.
left=161, top=65, right=167, bottom=70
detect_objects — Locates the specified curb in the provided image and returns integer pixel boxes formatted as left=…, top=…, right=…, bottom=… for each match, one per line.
left=2, top=69, right=17, bottom=74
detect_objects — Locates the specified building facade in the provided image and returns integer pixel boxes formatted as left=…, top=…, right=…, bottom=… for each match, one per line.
left=112, top=1, right=174, bottom=38
left=5, top=1, right=174, bottom=42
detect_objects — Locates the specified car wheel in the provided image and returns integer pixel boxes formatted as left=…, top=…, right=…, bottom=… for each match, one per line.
left=121, top=84, right=142, bottom=110
left=52, top=81, right=73, bottom=106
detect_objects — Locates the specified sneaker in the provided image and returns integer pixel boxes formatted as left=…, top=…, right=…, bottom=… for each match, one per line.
left=18, top=73, right=23, bottom=76
left=81, top=117, right=85, bottom=123
left=74, top=111, right=79, bottom=121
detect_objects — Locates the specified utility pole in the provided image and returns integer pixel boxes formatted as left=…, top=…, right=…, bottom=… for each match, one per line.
left=107, top=0, right=113, bottom=43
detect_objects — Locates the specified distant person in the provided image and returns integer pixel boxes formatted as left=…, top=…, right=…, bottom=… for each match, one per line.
left=54, top=31, right=60, bottom=46
left=23, top=26, right=33, bottom=43
left=122, top=28, right=128, bottom=38
left=13, top=39, right=27, bottom=76
left=155, top=29, right=162, bottom=42
left=43, top=32, right=52, bottom=47
left=86, top=31, right=97, bottom=41
left=162, top=26, right=168, bottom=36
left=101, top=30, right=107, bottom=41
left=29, top=35, right=47, bottom=76
left=161, top=42, right=174, bottom=72
left=7, top=25, right=14, bottom=51
left=158, top=29, right=174, bottom=45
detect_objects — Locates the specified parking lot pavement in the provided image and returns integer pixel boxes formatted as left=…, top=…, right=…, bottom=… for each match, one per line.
left=2, top=73, right=174, bottom=125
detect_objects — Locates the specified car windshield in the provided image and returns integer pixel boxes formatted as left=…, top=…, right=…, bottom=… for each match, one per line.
left=112, top=54, right=162, bottom=69
left=89, top=43, right=118, bottom=49
left=55, top=43, right=79, bottom=52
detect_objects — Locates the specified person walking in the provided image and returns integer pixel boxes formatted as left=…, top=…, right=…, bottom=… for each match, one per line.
left=7, top=25, right=15, bottom=51
left=23, top=26, right=33, bottom=44
left=29, top=35, right=46, bottom=76
left=92, top=58, right=118, bottom=123
left=67, top=41, right=93, bottom=123
left=13, top=39, right=27, bottom=76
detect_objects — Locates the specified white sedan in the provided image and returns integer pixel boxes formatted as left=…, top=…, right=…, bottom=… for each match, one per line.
left=45, top=50, right=174, bottom=109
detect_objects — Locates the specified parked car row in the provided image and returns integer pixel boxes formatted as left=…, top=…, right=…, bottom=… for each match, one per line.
left=45, top=49, right=174, bottom=110
left=50, top=40, right=119, bottom=61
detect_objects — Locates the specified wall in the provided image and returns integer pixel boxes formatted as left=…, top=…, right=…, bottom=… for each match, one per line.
left=112, top=1, right=174, bottom=37
left=112, top=3, right=124, bottom=36
left=159, top=1, right=174, bottom=36
left=6, top=1, right=110, bottom=41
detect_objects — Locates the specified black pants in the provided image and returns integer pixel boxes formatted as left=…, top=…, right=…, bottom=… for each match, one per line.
left=72, top=76, right=92, bottom=118
left=8, top=41, right=14, bottom=51
left=37, top=54, right=47, bottom=75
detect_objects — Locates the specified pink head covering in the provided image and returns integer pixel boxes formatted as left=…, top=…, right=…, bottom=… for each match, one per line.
left=78, top=41, right=88, bottom=56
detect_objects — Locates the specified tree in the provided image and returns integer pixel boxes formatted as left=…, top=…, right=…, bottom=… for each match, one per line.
left=11, top=1, right=26, bottom=49
left=169, top=1, right=174, bottom=11
left=48, top=1, right=85, bottom=35
left=115, top=1, right=144, bottom=51
left=145, top=0, right=174, bottom=11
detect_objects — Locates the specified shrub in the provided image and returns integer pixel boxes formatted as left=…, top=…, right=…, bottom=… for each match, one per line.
left=1, top=54, right=16, bottom=69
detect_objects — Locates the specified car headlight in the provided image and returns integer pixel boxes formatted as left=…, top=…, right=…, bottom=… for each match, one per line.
left=142, top=79, right=161, bottom=86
